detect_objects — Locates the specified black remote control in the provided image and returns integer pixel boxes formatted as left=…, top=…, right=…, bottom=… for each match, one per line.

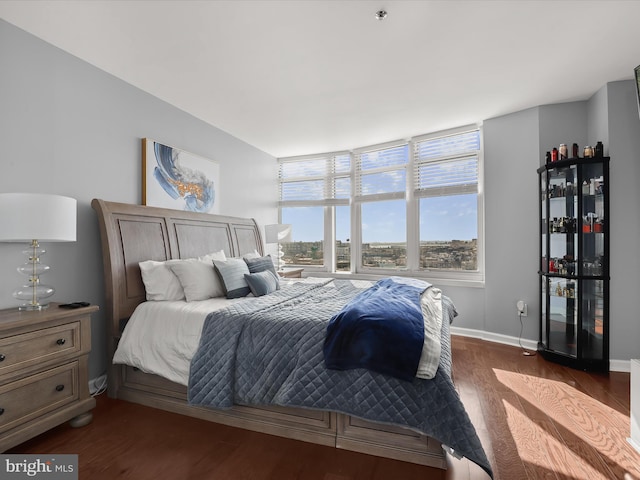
left=59, top=302, right=90, bottom=309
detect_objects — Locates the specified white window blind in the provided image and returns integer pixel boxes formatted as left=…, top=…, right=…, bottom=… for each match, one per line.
left=279, top=153, right=351, bottom=206
left=413, top=130, right=480, bottom=198
left=355, top=143, right=408, bottom=202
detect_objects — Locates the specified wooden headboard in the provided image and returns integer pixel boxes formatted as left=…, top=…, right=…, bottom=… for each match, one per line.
left=91, top=198, right=263, bottom=340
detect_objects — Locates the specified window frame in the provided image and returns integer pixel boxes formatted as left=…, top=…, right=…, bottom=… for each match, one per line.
left=277, top=125, right=484, bottom=286
left=352, top=140, right=409, bottom=274
left=411, top=126, right=484, bottom=282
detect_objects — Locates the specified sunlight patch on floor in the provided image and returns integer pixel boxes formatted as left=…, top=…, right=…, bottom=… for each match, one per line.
left=502, top=400, right=604, bottom=479
left=494, top=368, right=640, bottom=480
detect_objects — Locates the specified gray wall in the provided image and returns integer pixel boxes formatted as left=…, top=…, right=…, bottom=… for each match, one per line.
left=0, top=20, right=278, bottom=378
left=539, top=102, right=588, bottom=167
left=606, top=81, right=640, bottom=361
left=482, top=107, right=541, bottom=342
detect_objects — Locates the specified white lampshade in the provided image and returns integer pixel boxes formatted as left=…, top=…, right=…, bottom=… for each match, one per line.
left=0, top=193, right=77, bottom=242
left=265, top=224, right=292, bottom=244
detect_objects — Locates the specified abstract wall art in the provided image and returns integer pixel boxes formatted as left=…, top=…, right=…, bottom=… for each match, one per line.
left=142, top=138, right=219, bottom=214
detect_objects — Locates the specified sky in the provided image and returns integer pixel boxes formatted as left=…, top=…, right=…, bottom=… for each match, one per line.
left=282, top=194, right=477, bottom=244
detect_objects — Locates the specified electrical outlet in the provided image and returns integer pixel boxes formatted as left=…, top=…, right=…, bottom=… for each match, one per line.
left=516, top=300, right=527, bottom=316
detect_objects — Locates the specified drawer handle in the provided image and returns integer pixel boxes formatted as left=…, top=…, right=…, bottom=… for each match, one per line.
left=56, top=338, right=66, bottom=346
left=55, top=384, right=65, bottom=392
left=0, top=354, right=5, bottom=362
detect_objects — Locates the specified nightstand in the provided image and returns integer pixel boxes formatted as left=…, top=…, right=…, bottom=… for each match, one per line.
left=0, top=303, right=98, bottom=452
left=278, top=268, right=304, bottom=278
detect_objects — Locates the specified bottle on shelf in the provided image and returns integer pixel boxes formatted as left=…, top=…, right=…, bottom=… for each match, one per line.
left=584, top=145, right=594, bottom=158
left=559, top=144, right=568, bottom=160
left=595, top=141, right=604, bottom=157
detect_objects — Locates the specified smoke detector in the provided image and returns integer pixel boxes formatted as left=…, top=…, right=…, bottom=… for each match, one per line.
left=375, top=10, right=387, bottom=21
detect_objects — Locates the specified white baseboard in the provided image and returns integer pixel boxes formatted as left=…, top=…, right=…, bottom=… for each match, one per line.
left=450, top=326, right=630, bottom=373
left=610, top=359, right=631, bottom=373
left=450, top=326, right=538, bottom=351
left=628, top=437, right=640, bottom=454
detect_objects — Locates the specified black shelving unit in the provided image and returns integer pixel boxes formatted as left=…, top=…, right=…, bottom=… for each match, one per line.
left=538, top=156, right=609, bottom=371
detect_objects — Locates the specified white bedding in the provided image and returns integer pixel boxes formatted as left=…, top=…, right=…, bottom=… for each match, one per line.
left=113, top=278, right=315, bottom=385
left=113, top=296, right=245, bottom=385
left=114, top=278, right=444, bottom=386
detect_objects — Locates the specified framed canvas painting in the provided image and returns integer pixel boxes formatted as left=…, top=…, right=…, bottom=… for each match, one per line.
left=142, top=138, right=220, bottom=214
left=635, top=64, right=640, bottom=119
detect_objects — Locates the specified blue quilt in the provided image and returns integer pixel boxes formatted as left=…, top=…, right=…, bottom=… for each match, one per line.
left=324, top=278, right=426, bottom=381
left=188, top=278, right=492, bottom=478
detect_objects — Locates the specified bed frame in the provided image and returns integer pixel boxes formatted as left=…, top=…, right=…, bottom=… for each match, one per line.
left=91, top=198, right=446, bottom=469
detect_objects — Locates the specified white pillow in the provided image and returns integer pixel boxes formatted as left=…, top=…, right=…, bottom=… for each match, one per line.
left=139, top=260, right=185, bottom=301
left=242, top=249, right=261, bottom=260
left=167, top=258, right=225, bottom=301
left=199, top=250, right=227, bottom=263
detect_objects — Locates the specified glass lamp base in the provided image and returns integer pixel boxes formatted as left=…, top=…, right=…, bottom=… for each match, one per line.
left=13, top=240, right=55, bottom=312
left=18, top=303, right=50, bottom=311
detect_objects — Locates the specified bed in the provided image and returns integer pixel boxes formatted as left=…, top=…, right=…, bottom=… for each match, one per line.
left=91, top=198, right=492, bottom=477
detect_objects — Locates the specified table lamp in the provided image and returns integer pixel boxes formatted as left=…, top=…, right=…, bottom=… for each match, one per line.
left=0, top=193, right=77, bottom=310
left=265, top=224, right=292, bottom=271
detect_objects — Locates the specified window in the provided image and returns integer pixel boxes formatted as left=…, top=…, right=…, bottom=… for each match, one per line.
left=278, top=153, right=351, bottom=269
left=413, top=130, right=481, bottom=271
left=278, top=126, right=483, bottom=282
left=361, top=199, right=406, bottom=269
left=355, top=143, right=409, bottom=270
left=281, top=206, right=324, bottom=267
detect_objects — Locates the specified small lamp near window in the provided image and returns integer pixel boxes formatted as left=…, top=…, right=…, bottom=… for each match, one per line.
left=264, top=224, right=292, bottom=271
left=0, top=193, right=77, bottom=310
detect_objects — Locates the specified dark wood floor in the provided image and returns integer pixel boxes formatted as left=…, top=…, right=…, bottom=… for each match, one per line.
left=8, top=336, right=640, bottom=480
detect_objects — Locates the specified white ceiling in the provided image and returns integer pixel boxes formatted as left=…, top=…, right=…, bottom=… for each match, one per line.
left=1, top=1, right=639, bottom=158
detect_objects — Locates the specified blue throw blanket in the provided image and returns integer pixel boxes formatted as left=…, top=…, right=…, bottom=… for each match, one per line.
left=324, top=278, right=426, bottom=381
left=188, top=279, right=493, bottom=478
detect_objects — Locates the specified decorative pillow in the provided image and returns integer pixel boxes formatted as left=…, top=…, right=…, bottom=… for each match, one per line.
left=242, top=249, right=261, bottom=260
left=213, top=258, right=251, bottom=299
left=139, top=260, right=185, bottom=301
left=244, top=270, right=279, bottom=297
left=167, top=258, right=225, bottom=301
left=199, top=250, right=227, bottom=263
left=244, top=255, right=279, bottom=281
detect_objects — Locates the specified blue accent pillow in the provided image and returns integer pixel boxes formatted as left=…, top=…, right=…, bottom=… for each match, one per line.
left=244, top=270, right=280, bottom=297
left=244, top=255, right=279, bottom=280
left=213, top=258, right=251, bottom=299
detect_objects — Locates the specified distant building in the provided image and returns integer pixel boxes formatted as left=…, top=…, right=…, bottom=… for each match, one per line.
left=282, top=238, right=477, bottom=271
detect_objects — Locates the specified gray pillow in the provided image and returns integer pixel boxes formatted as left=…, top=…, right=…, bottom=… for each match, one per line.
left=213, top=258, right=251, bottom=299
left=244, top=270, right=280, bottom=297
left=244, top=255, right=279, bottom=280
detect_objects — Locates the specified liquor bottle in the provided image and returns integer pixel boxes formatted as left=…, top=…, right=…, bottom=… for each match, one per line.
left=584, top=146, right=593, bottom=158
left=595, top=141, right=604, bottom=157
left=559, top=144, right=568, bottom=159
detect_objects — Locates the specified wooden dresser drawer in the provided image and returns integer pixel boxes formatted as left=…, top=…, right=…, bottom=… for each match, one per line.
left=0, top=362, right=78, bottom=434
left=0, top=322, right=80, bottom=376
